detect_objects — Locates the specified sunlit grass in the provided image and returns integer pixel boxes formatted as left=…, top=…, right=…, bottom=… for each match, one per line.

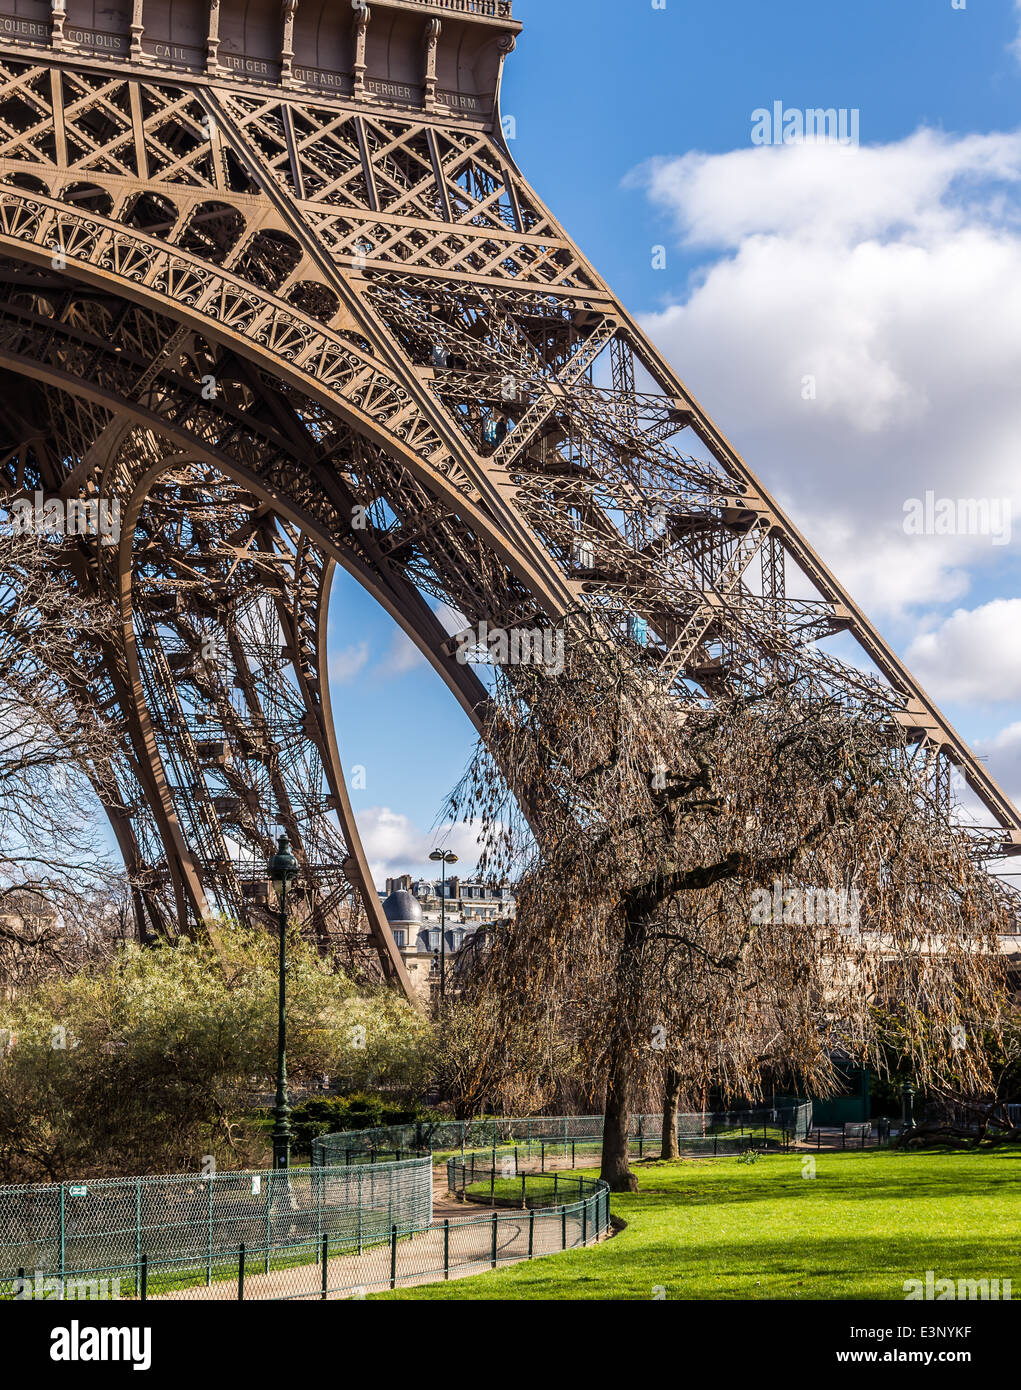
left=378, top=1148, right=1021, bottom=1301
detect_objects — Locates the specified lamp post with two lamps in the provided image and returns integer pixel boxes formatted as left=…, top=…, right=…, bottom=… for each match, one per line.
left=268, top=832, right=299, bottom=1171
left=428, top=849, right=458, bottom=1002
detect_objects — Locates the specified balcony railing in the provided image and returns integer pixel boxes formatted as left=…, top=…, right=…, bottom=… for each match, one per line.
left=400, top=0, right=514, bottom=16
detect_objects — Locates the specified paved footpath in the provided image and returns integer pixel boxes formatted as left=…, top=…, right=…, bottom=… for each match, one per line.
left=157, top=1165, right=592, bottom=1300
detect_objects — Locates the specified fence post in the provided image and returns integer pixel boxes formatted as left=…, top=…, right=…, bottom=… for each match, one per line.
left=582, top=1198, right=588, bottom=1246
left=317, top=1166, right=324, bottom=1252
left=206, top=1176, right=213, bottom=1286
left=135, top=1178, right=142, bottom=1276
left=521, top=1174, right=527, bottom=1209
left=528, top=1209, right=535, bottom=1259
left=238, top=1244, right=245, bottom=1302
left=561, top=1205, right=567, bottom=1250
left=265, top=1173, right=273, bottom=1273
left=491, top=1211, right=498, bottom=1269
left=571, top=1140, right=576, bottom=1168
left=390, top=1223, right=397, bottom=1290
left=514, top=1144, right=519, bottom=1176
left=553, top=1172, right=559, bottom=1201
left=321, top=1236, right=328, bottom=1300
left=541, top=1141, right=545, bottom=1173
left=59, top=1184, right=65, bottom=1286
left=139, top=1252, right=148, bottom=1303
left=489, top=1163, right=495, bottom=1205
left=443, top=1219, right=450, bottom=1280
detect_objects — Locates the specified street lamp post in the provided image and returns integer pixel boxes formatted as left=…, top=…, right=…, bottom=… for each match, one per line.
left=268, top=833, right=299, bottom=1171
left=900, top=1080, right=917, bottom=1134
left=428, top=849, right=458, bottom=1002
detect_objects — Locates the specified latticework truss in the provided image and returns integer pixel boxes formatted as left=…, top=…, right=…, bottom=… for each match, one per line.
left=0, top=1, right=1016, bottom=998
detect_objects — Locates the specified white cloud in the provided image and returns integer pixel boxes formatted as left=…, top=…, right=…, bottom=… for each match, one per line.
left=329, top=641, right=370, bottom=685
left=632, top=130, right=1021, bottom=616
left=905, top=599, right=1021, bottom=704
left=434, top=602, right=469, bottom=635
left=373, top=603, right=472, bottom=677
left=378, top=629, right=426, bottom=677
left=979, top=721, right=1021, bottom=809
left=637, top=132, right=1021, bottom=250
left=355, top=806, right=492, bottom=888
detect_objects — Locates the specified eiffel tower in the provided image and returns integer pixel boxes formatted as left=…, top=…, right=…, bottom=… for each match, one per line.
left=0, top=0, right=1016, bottom=997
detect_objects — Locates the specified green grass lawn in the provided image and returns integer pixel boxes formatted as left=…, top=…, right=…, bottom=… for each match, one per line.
left=378, top=1148, right=1021, bottom=1301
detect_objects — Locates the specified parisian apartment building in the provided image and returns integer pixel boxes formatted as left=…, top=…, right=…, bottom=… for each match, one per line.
left=379, top=874, right=516, bottom=1000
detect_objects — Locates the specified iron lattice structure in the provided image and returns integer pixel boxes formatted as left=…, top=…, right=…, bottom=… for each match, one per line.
left=0, top=0, right=1017, bottom=997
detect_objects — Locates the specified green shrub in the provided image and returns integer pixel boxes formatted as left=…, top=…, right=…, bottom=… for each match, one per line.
left=0, top=928, right=434, bottom=1181
left=287, top=1093, right=438, bottom=1152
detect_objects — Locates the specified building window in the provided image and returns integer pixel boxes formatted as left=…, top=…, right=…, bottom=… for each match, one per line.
left=393, top=929, right=406, bottom=948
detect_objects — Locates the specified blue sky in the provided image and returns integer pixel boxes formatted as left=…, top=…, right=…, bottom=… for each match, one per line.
left=505, top=0, right=1021, bottom=307
left=334, top=0, right=1021, bottom=883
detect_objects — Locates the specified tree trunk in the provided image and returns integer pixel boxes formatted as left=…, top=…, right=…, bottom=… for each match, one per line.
left=601, top=1033, right=638, bottom=1191
left=600, top=911, right=648, bottom=1191
left=661, top=1066, right=681, bottom=1160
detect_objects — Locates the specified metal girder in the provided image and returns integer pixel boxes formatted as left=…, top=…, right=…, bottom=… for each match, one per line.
left=0, top=0, right=1016, bottom=1004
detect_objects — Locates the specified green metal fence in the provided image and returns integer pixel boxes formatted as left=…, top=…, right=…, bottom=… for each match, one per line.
left=0, top=1157, right=432, bottom=1297
left=0, top=1103, right=810, bottom=1301
left=311, top=1103, right=813, bottom=1165
left=446, top=1151, right=611, bottom=1240
left=1, top=1155, right=608, bottom=1301
left=146, top=1158, right=611, bottom=1300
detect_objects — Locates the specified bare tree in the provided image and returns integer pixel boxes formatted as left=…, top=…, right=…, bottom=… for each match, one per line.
left=451, top=617, right=1014, bottom=1190
left=0, top=529, right=122, bottom=988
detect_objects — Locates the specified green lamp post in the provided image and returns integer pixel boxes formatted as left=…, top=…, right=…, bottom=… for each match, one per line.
left=428, top=849, right=458, bottom=1002
left=268, top=833, right=299, bottom=1171
left=900, top=1080, right=917, bottom=1133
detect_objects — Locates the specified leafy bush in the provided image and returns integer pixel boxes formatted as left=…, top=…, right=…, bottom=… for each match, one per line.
left=0, top=927, right=434, bottom=1181
left=287, top=1092, right=438, bottom=1152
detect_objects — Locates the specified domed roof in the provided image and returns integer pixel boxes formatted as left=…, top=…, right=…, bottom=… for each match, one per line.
left=382, top=889, right=424, bottom=927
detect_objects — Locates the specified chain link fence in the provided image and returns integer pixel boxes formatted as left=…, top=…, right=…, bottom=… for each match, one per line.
left=0, top=1157, right=431, bottom=1300
left=0, top=1153, right=608, bottom=1301
left=0, top=1104, right=810, bottom=1301
left=312, top=1103, right=813, bottom=1165
left=147, top=1159, right=610, bottom=1300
